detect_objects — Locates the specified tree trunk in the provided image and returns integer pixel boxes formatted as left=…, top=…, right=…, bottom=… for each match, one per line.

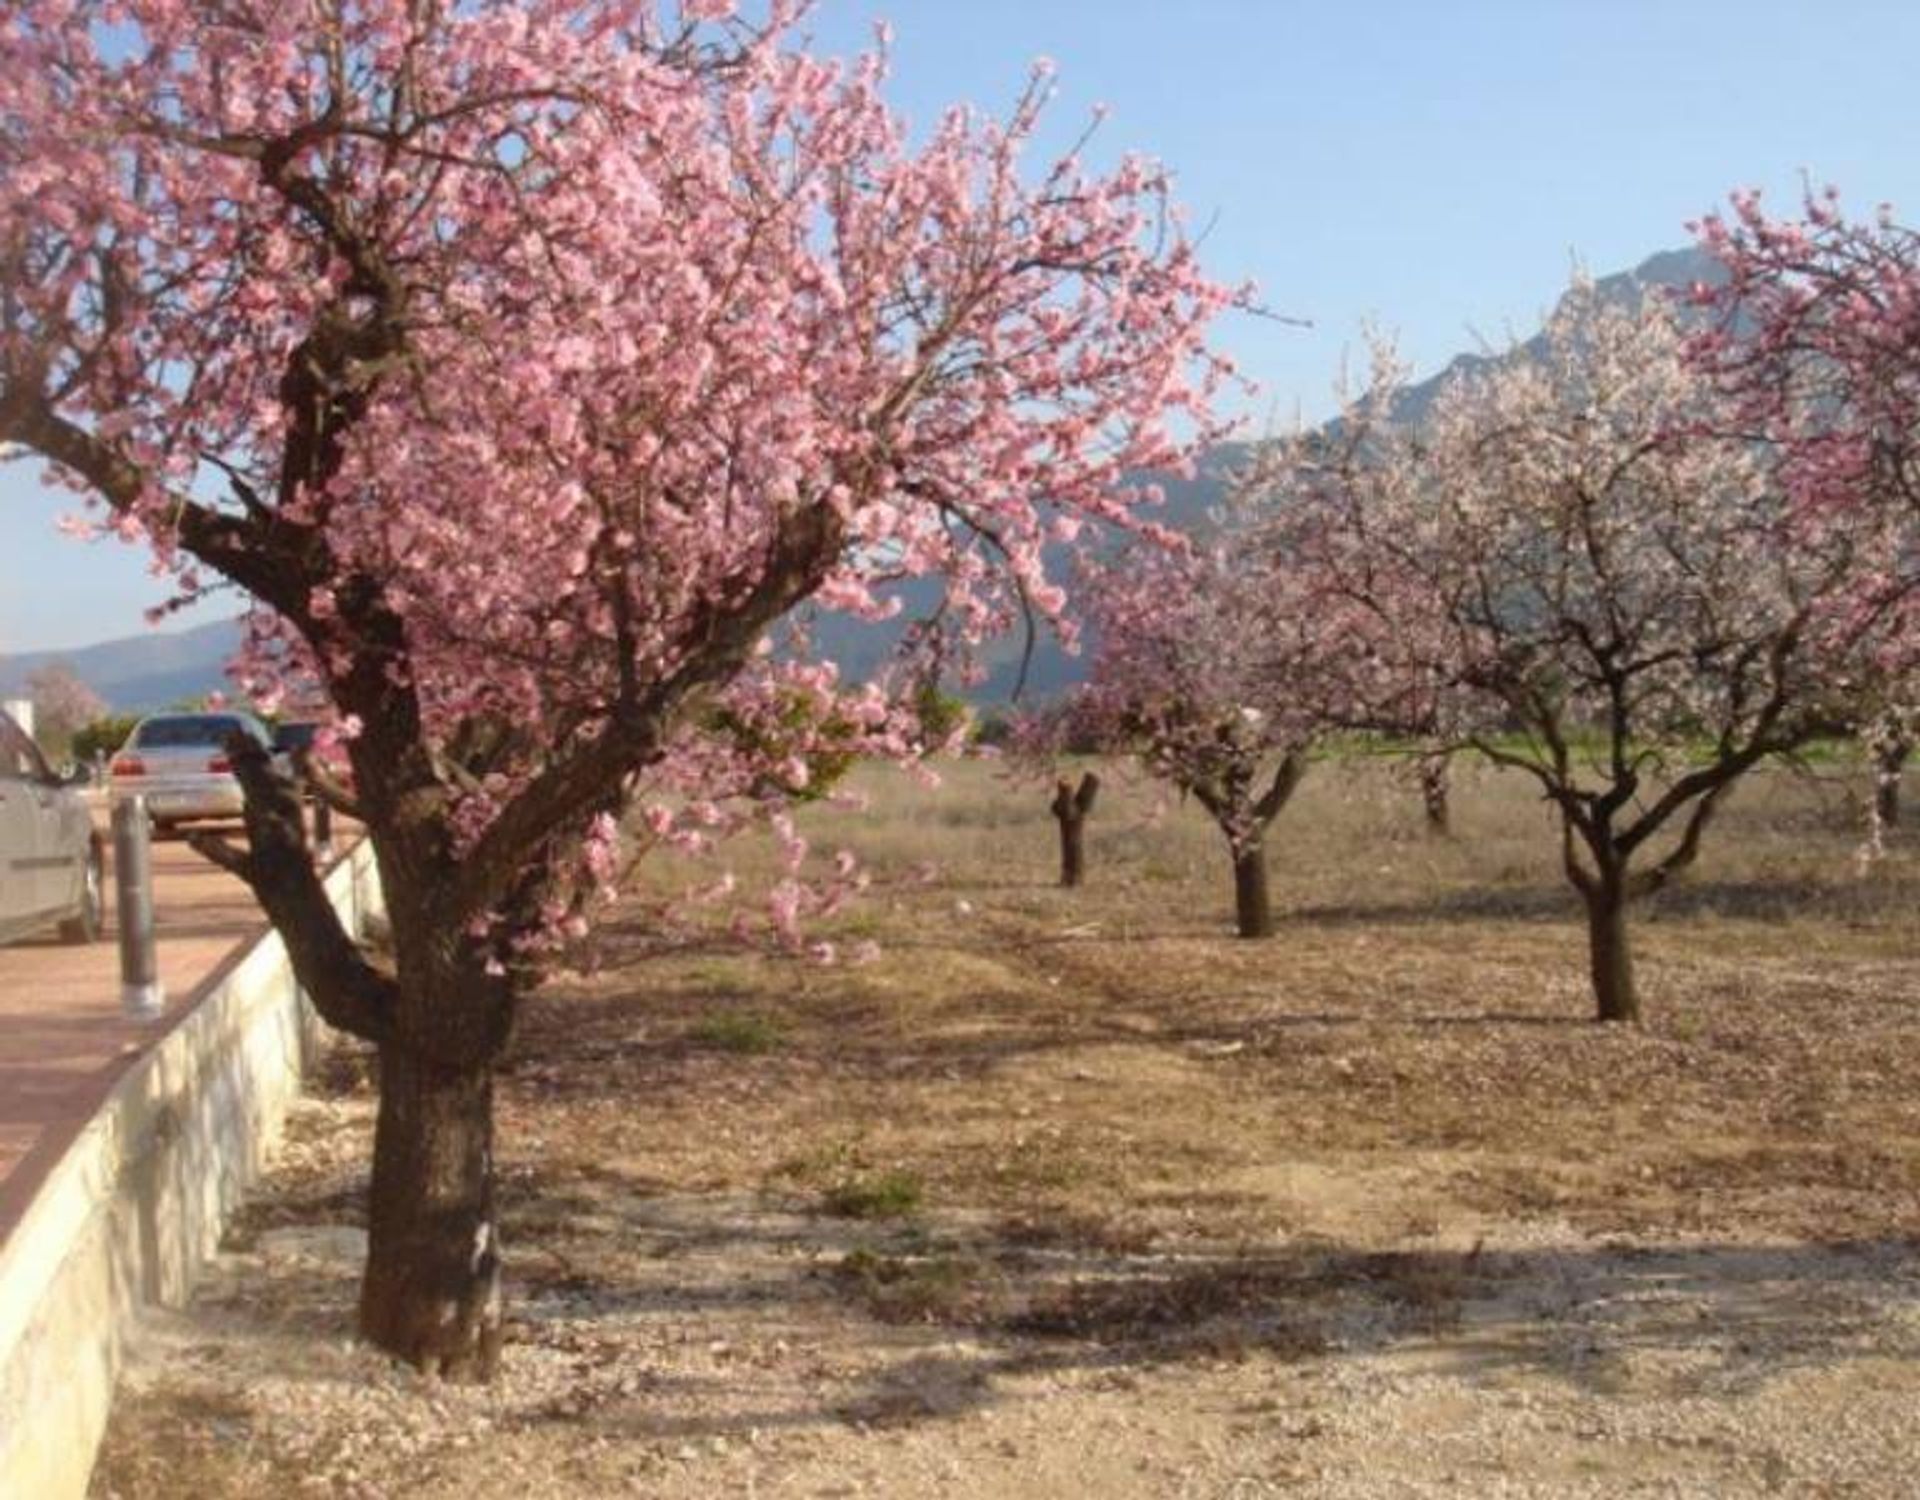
left=1583, top=880, right=1638, bottom=1025
left=1232, top=842, right=1273, bottom=939
left=1057, top=805, right=1087, bottom=887
left=1050, top=773, right=1099, bottom=888
left=358, top=1041, right=502, bottom=1379
left=1418, top=749, right=1451, bottom=837
left=1874, top=738, right=1908, bottom=829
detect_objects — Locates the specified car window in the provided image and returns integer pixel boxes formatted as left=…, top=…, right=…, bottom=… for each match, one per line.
left=0, top=712, right=49, bottom=781
left=274, top=722, right=319, bottom=752
left=133, top=714, right=245, bottom=748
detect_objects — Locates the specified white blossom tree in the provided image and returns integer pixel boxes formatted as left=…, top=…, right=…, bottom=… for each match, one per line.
left=1280, top=280, right=1869, bottom=1023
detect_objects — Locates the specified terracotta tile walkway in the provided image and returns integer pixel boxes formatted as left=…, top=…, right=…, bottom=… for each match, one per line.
left=0, top=838, right=264, bottom=1241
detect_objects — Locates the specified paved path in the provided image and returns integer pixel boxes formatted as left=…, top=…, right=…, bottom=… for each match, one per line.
left=0, top=837, right=265, bottom=1240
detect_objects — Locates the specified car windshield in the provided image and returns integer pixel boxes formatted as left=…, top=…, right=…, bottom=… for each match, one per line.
left=133, top=715, right=254, bottom=749
left=274, top=722, right=319, bottom=752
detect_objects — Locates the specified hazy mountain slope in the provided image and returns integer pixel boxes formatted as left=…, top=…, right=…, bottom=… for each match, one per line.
left=1387, top=245, right=1721, bottom=427
left=0, top=617, right=244, bottom=713
left=787, top=440, right=1255, bottom=701
left=802, top=245, right=1724, bottom=703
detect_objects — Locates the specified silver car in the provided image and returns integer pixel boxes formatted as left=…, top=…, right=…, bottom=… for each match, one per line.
left=0, top=706, right=104, bottom=944
left=109, top=711, right=277, bottom=835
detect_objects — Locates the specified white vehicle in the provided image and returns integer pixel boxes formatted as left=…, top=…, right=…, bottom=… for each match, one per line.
left=109, top=711, right=278, bottom=835
left=0, top=706, right=104, bottom=945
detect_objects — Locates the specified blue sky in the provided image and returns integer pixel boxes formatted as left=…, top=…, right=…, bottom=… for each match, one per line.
left=6, top=0, right=1920, bottom=653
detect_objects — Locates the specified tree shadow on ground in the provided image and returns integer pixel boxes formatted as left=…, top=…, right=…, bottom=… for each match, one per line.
left=185, top=980, right=1920, bottom=1454
left=476, top=1178, right=1920, bottom=1440
left=198, top=1140, right=1920, bottom=1435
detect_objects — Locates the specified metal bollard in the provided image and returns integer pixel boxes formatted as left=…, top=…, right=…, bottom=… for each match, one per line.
left=112, top=796, right=165, bottom=1018
left=312, top=787, right=335, bottom=861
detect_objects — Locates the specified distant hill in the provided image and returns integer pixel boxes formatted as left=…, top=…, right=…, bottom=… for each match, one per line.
left=801, top=246, right=1725, bottom=703
left=0, top=616, right=243, bottom=713
left=788, top=439, right=1255, bottom=702
left=0, top=248, right=1720, bottom=714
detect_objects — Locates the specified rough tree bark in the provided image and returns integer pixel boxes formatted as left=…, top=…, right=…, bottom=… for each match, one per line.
left=1582, top=873, right=1638, bottom=1026
left=1232, top=841, right=1274, bottom=939
left=1562, top=812, right=1652, bottom=1028
left=1050, top=772, right=1100, bottom=887
left=1550, top=772, right=1735, bottom=1026
left=359, top=1042, right=502, bottom=1377
left=189, top=736, right=511, bottom=1374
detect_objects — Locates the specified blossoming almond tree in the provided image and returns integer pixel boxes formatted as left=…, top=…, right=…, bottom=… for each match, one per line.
left=1071, top=522, right=1354, bottom=938
left=1687, top=191, right=1920, bottom=830
left=1688, top=191, right=1920, bottom=568
left=0, top=1, right=1233, bottom=1376
left=1285, top=280, right=1865, bottom=1023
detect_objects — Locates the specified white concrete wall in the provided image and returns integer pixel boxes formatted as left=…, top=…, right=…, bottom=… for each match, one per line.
left=0, top=841, right=384, bottom=1500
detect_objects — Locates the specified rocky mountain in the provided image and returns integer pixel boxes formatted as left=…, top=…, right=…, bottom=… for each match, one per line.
left=1385, top=245, right=1720, bottom=428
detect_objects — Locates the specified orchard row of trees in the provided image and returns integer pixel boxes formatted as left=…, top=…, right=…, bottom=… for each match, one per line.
left=1049, top=259, right=1919, bottom=1027
left=1, top=2, right=1915, bottom=1383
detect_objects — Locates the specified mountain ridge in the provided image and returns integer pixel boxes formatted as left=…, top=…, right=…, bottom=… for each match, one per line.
left=0, top=616, right=245, bottom=714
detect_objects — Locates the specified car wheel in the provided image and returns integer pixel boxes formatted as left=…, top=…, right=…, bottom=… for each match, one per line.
left=59, top=844, right=105, bottom=945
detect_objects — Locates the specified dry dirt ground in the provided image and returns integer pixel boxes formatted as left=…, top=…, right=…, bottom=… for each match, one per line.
left=93, top=757, right=1920, bottom=1498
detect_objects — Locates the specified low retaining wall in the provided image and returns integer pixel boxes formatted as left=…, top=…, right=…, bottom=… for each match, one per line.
left=0, top=841, right=384, bottom=1500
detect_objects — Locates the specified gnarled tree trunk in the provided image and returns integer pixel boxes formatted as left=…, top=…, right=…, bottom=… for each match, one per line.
left=1051, top=772, right=1100, bottom=887
left=205, top=736, right=520, bottom=1378
left=359, top=1041, right=502, bottom=1378
left=1192, top=752, right=1303, bottom=941
left=352, top=838, right=520, bottom=1378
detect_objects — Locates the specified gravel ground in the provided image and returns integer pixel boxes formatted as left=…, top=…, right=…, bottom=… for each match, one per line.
left=95, top=1099, right=1920, bottom=1499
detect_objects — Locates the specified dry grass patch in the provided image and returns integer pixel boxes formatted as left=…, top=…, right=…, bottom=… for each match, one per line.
left=91, top=755, right=1920, bottom=1499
